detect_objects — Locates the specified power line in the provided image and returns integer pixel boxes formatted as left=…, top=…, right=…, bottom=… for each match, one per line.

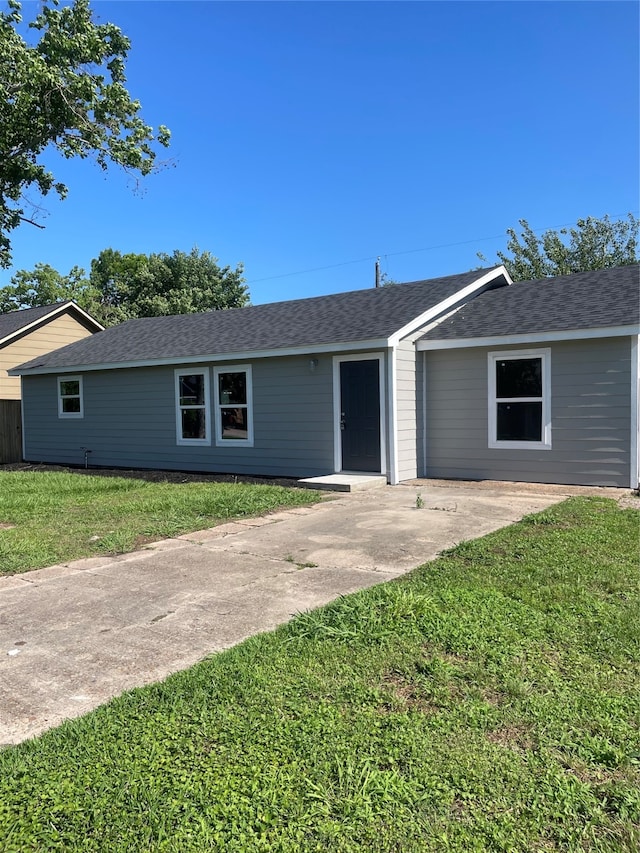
left=246, top=211, right=639, bottom=285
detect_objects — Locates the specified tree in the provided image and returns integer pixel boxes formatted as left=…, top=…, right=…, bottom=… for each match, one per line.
left=0, top=261, right=98, bottom=313
left=0, top=0, right=170, bottom=268
left=86, top=248, right=150, bottom=325
left=89, top=247, right=249, bottom=323
left=479, top=214, right=639, bottom=281
left=0, top=247, right=249, bottom=324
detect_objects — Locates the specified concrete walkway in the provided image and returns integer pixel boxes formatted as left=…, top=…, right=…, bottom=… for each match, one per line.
left=0, top=480, right=625, bottom=745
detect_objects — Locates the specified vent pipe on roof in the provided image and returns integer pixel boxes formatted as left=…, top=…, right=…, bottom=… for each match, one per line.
left=375, top=257, right=380, bottom=288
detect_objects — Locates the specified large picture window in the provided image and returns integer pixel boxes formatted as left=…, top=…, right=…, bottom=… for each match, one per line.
left=214, top=365, right=253, bottom=446
left=488, top=349, right=551, bottom=449
left=58, top=376, right=83, bottom=418
left=175, top=369, right=210, bottom=445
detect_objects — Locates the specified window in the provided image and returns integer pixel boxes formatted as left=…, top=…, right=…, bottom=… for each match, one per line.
left=58, top=376, right=83, bottom=418
left=214, top=365, right=253, bottom=446
left=488, top=349, right=551, bottom=449
left=175, top=369, right=210, bottom=445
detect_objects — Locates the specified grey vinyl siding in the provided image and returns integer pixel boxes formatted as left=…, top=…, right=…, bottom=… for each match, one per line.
left=424, top=337, right=633, bottom=487
left=22, top=355, right=335, bottom=478
left=416, top=345, right=426, bottom=476
left=395, top=338, right=418, bottom=481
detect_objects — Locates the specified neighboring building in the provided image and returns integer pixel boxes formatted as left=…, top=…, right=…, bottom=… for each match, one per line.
left=0, top=302, right=103, bottom=463
left=10, top=265, right=640, bottom=488
left=0, top=302, right=103, bottom=401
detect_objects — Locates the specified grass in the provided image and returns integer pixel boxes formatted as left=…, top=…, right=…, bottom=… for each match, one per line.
left=0, top=470, right=320, bottom=574
left=0, top=497, right=639, bottom=851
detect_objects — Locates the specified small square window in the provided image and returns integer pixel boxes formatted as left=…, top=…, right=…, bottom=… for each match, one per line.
left=58, top=376, right=83, bottom=418
left=179, top=374, right=206, bottom=407
left=496, top=401, right=543, bottom=442
left=181, top=408, right=207, bottom=440
left=496, top=358, right=542, bottom=398
left=218, top=372, right=247, bottom=405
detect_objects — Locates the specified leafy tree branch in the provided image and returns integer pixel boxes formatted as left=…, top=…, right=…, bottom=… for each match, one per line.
left=0, top=0, right=170, bottom=267
left=479, top=214, right=639, bottom=281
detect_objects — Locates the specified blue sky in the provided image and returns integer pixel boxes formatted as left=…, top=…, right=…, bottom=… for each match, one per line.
left=7, top=0, right=639, bottom=304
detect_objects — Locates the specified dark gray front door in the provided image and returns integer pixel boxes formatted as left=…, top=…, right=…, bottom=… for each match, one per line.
left=340, top=359, right=381, bottom=472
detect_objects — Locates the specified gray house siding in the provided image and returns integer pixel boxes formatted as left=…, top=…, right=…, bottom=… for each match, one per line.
left=423, top=337, right=632, bottom=487
left=415, top=346, right=426, bottom=477
left=22, top=355, right=336, bottom=478
left=395, top=338, right=419, bottom=481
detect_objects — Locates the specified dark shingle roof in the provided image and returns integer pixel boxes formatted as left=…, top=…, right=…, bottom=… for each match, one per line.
left=14, top=268, right=500, bottom=372
left=0, top=302, right=75, bottom=344
left=420, top=264, right=640, bottom=342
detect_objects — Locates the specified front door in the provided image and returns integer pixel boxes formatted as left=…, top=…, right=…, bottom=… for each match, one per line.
left=340, top=359, right=381, bottom=472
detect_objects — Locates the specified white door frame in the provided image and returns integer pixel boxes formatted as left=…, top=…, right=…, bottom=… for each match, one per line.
left=332, top=352, right=387, bottom=475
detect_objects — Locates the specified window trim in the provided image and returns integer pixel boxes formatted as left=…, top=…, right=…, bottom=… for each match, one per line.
left=213, top=364, right=254, bottom=447
left=58, top=375, right=84, bottom=419
left=488, top=348, right=551, bottom=450
left=174, top=368, right=211, bottom=446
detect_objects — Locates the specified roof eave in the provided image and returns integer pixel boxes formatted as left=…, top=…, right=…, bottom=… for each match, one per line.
left=10, top=336, right=392, bottom=376
left=417, top=324, right=640, bottom=351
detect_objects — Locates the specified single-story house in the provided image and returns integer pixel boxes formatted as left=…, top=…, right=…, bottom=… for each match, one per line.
left=10, top=264, right=640, bottom=488
left=0, top=301, right=103, bottom=463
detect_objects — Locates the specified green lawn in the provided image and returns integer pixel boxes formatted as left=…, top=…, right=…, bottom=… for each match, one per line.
left=0, top=497, right=638, bottom=852
left=0, top=470, right=320, bottom=574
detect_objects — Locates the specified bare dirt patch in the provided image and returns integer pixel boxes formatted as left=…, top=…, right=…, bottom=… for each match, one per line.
left=486, top=724, right=536, bottom=753
left=380, top=671, right=440, bottom=714
left=1, top=462, right=301, bottom=490
left=618, top=495, right=640, bottom=509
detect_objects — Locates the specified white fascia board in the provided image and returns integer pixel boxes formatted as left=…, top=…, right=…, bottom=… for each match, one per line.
left=9, top=337, right=390, bottom=376
left=387, top=266, right=511, bottom=347
left=0, top=302, right=103, bottom=348
left=417, top=324, right=640, bottom=351
left=62, top=302, right=105, bottom=332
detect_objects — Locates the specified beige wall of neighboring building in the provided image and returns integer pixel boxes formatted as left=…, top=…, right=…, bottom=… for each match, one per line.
left=0, top=313, right=95, bottom=400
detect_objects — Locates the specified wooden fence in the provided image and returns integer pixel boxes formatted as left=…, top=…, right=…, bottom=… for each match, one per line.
left=0, top=400, right=22, bottom=464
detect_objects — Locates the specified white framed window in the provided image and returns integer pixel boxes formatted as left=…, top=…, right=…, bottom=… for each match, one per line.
left=213, top=365, right=253, bottom=446
left=58, top=376, right=84, bottom=418
left=175, top=369, right=211, bottom=445
left=488, top=349, right=551, bottom=450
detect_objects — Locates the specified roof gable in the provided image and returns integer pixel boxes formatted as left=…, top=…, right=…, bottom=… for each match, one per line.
left=0, top=301, right=103, bottom=349
left=419, top=264, right=640, bottom=346
left=12, top=267, right=507, bottom=374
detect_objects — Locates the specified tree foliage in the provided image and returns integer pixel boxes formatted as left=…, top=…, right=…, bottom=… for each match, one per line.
left=0, top=261, right=98, bottom=313
left=89, top=247, right=249, bottom=324
left=0, top=248, right=248, bottom=324
left=481, top=214, right=639, bottom=281
left=0, top=0, right=170, bottom=268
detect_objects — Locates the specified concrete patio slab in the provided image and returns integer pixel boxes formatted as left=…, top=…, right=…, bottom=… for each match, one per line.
left=298, top=473, right=388, bottom=491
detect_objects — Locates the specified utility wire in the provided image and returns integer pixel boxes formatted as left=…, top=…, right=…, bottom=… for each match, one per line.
left=246, top=211, right=639, bottom=284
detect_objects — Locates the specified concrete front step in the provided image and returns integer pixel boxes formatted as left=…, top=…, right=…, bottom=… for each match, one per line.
left=298, top=473, right=388, bottom=492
